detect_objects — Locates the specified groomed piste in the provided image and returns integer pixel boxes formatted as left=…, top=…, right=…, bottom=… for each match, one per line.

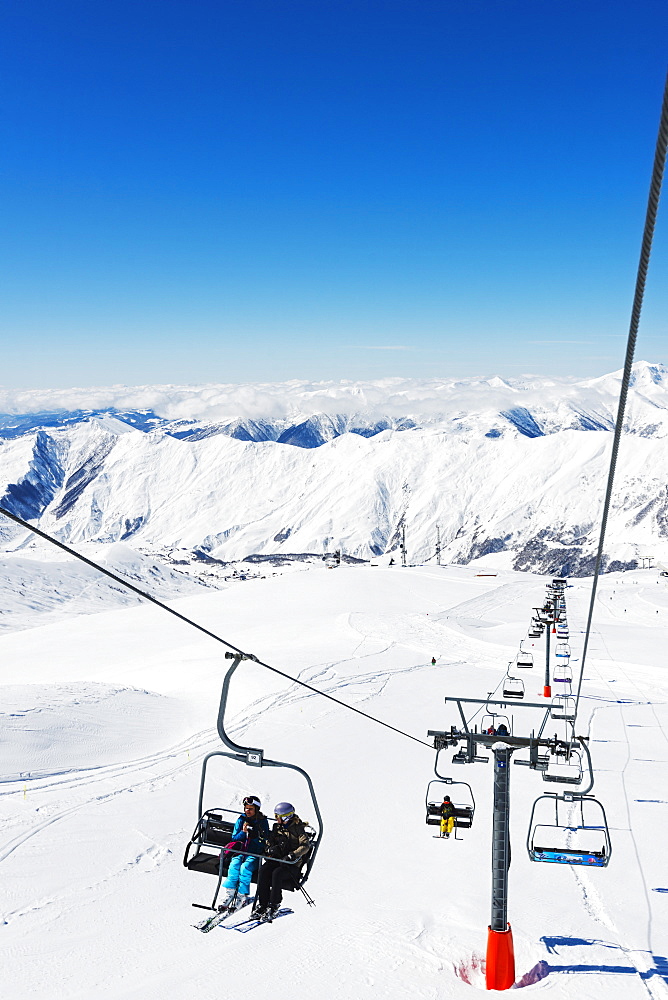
left=1, top=559, right=668, bottom=998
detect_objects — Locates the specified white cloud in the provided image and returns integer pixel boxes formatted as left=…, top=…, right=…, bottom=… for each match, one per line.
left=0, top=360, right=665, bottom=424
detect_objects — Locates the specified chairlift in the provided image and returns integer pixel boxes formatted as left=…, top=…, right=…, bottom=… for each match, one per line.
left=425, top=777, right=475, bottom=838
left=183, top=652, right=323, bottom=911
left=555, top=643, right=571, bottom=658
left=527, top=793, right=611, bottom=866
left=550, top=694, right=576, bottom=721
left=502, top=674, right=525, bottom=699
left=516, top=651, right=534, bottom=669
left=542, top=747, right=583, bottom=785
left=553, top=662, right=573, bottom=685
left=481, top=710, right=511, bottom=736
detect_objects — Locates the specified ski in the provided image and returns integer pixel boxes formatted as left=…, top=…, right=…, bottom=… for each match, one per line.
left=193, top=896, right=253, bottom=932
left=221, top=907, right=293, bottom=933
left=194, top=907, right=231, bottom=933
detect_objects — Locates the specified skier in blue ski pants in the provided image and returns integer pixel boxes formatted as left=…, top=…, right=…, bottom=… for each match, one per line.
left=225, top=853, right=259, bottom=896
left=223, top=797, right=270, bottom=898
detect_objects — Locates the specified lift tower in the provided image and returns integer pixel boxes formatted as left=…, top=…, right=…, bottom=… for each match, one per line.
left=489, top=741, right=515, bottom=985
left=428, top=696, right=602, bottom=991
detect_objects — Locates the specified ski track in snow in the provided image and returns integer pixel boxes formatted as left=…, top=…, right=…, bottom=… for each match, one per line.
left=0, top=637, right=447, bottom=871
left=555, top=597, right=668, bottom=1000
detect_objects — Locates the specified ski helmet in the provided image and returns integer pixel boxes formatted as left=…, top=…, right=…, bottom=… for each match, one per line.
left=274, top=801, right=295, bottom=821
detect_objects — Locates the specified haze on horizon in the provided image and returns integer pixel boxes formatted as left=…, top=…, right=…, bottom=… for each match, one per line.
left=1, top=0, right=667, bottom=389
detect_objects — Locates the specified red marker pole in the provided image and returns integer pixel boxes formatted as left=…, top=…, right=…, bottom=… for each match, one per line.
left=486, top=924, right=516, bottom=991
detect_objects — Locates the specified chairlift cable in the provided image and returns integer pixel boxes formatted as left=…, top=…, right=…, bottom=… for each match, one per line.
left=0, top=506, right=433, bottom=750
left=574, top=71, right=668, bottom=724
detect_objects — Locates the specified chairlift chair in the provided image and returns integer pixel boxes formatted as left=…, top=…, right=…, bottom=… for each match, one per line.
left=555, top=643, right=571, bottom=658
left=184, top=652, right=323, bottom=911
left=516, top=651, right=534, bottom=669
left=502, top=674, right=525, bottom=699
left=425, top=777, right=475, bottom=839
left=183, top=808, right=236, bottom=881
left=550, top=694, right=576, bottom=721
left=553, top=662, right=573, bottom=685
left=542, top=748, right=583, bottom=785
left=527, top=793, right=611, bottom=866
left=481, top=710, right=511, bottom=736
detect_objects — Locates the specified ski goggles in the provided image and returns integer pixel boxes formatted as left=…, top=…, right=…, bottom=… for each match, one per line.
left=274, top=810, right=294, bottom=821
left=243, top=796, right=261, bottom=809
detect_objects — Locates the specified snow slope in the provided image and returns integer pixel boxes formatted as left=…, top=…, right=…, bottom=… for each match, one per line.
left=0, top=542, right=214, bottom=634
left=1, top=561, right=667, bottom=999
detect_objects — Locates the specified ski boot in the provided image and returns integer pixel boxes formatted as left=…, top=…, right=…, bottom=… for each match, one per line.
left=219, top=889, right=237, bottom=912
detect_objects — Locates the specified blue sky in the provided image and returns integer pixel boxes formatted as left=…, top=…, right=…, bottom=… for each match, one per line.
left=1, top=0, right=667, bottom=388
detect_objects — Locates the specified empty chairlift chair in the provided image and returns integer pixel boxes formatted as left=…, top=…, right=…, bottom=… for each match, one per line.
left=528, top=793, right=611, bottom=867
left=516, top=651, right=534, bottom=669
left=555, top=643, right=571, bottom=658
left=553, top=662, right=573, bottom=685
left=550, top=694, right=576, bottom=721
left=542, top=748, right=583, bottom=785
left=503, top=674, right=525, bottom=699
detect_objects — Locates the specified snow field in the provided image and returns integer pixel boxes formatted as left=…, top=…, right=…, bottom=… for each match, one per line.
left=0, top=564, right=667, bottom=998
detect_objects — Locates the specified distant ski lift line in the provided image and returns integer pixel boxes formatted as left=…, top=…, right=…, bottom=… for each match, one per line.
left=0, top=506, right=432, bottom=751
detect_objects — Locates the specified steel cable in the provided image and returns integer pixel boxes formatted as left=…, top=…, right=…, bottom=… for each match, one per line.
left=574, top=71, right=668, bottom=722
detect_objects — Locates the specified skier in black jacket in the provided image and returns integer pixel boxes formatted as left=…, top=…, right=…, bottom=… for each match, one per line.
left=440, top=795, right=456, bottom=838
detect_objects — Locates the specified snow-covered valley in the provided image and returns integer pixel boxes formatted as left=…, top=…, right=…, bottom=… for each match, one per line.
left=1, top=558, right=667, bottom=998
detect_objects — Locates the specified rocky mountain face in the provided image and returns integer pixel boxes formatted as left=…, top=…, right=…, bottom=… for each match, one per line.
left=1, top=362, right=668, bottom=576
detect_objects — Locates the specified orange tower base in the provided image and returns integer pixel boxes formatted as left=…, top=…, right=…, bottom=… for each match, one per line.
left=543, top=685, right=551, bottom=697
left=486, top=924, right=515, bottom=991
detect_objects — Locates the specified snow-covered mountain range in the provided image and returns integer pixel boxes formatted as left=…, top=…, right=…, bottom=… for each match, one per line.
left=1, top=361, right=668, bottom=576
